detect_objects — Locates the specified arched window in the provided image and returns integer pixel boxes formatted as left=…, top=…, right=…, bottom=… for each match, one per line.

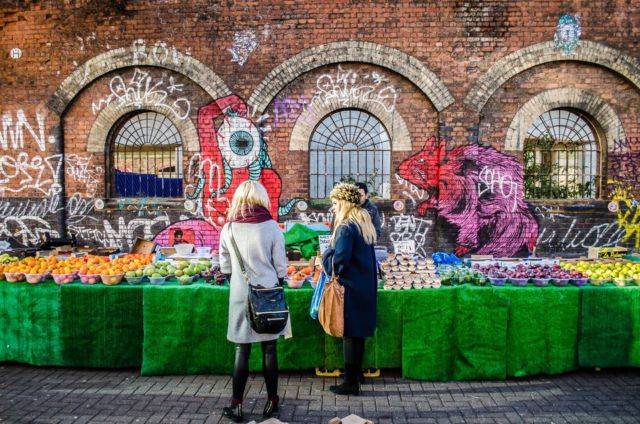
left=523, top=109, right=600, bottom=199
left=309, top=109, right=391, bottom=198
left=109, top=111, right=183, bottom=198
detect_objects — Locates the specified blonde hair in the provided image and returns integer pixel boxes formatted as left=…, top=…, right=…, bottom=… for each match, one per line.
left=331, top=198, right=377, bottom=246
left=227, top=180, right=271, bottom=220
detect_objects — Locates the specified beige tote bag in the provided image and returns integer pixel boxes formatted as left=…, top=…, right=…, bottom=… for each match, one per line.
left=318, top=259, right=345, bottom=337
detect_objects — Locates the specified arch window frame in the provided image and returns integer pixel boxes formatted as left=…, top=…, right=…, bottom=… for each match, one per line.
left=523, top=108, right=603, bottom=200
left=309, top=108, right=392, bottom=199
left=106, top=110, right=185, bottom=199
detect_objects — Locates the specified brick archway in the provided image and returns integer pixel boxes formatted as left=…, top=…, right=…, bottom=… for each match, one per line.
left=289, top=96, right=412, bottom=151
left=248, top=41, right=454, bottom=114
left=88, top=101, right=200, bottom=154
left=465, top=40, right=640, bottom=113
left=47, top=42, right=231, bottom=116
left=505, top=88, right=625, bottom=152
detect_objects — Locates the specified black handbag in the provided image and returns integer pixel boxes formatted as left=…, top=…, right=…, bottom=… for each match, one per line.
left=229, top=223, right=289, bottom=334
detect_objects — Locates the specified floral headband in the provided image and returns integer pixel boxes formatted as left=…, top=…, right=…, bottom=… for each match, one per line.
left=330, top=183, right=361, bottom=205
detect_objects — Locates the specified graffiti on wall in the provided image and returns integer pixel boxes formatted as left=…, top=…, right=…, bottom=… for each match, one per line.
left=228, top=30, right=258, bottom=66
left=271, top=66, right=399, bottom=128
left=554, top=14, right=581, bottom=56
left=534, top=205, right=625, bottom=253
left=388, top=213, right=434, bottom=257
left=154, top=94, right=299, bottom=248
left=1, top=110, right=56, bottom=152
left=91, top=68, right=191, bottom=120
left=131, top=39, right=192, bottom=65
left=608, top=137, right=640, bottom=249
left=398, top=136, right=538, bottom=257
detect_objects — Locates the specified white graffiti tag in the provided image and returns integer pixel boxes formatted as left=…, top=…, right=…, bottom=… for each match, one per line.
left=388, top=214, right=433, bottom=257
left=91, top=68, right=191, bottom=120
left=477, top=166, right=520, bottom=212
left=310, top=65, right=398, bottom=113
left=66, top=154, right=103, bottom=196
left=1, top=110, right=56, bottom=152
left=0, top=153, right=63, bottom=196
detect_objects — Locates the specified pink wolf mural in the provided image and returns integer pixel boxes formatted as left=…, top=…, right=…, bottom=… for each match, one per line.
left=398, top=136, right=538, bottom=257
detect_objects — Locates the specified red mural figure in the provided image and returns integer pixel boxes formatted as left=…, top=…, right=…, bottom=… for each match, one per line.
left=154, top=95, right=298, bottom=249
left=398, top=136, right=538, bottom=257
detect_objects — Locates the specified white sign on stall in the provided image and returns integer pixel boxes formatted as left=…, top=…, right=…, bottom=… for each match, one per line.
left=318, top=235, right=332, bottom=254
left=393, top=240, right=416, bottom=255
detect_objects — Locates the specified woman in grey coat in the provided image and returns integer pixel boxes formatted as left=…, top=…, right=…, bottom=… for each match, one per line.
left=219, top=181, right=290, bottom=422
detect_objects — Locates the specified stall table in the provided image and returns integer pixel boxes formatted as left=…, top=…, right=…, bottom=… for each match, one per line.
left=0, top=280, right=638, bottom=381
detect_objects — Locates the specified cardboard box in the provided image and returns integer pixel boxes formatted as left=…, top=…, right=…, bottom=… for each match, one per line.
left=587, top=246, right=629, bottom=259
left=131, top=238, right=156, bottom=255
left=159, top=247, right=177, bottom=256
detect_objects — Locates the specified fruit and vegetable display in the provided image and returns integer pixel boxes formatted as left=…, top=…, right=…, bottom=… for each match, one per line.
left=380, top=254, right=442, bottom=289
left=0, top=253, right=218, bottom=286
left=472, top=263, right=589, bottom=286
left=0, top=253, right=19, bottom=264
left=561, top=260, right=640, bottom=287
left=440, top=266, right=488, bottom=286
left=286, top=265, right=320, bottom=288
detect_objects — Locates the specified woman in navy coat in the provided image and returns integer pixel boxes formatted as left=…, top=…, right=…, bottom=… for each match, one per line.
left=322, top=183, right=378, bottom=395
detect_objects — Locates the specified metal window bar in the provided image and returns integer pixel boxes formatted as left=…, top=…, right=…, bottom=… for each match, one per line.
left=111, top=111, right=183, bottom=198
left=309, top=109, right=391, bottom=198
left=523, top=109, right=599, bottom=199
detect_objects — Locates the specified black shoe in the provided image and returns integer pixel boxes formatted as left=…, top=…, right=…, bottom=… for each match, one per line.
left=329, top=382, right=360, bottom=396
left=222, top=404, right=243, bottom=422
left=358, top=372, right=365, bottom=384
left=263, top=395, right=279, bottom=417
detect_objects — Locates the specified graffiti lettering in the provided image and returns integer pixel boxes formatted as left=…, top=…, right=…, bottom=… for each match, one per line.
left=477, top=166, right=519, bottom=212
left=1, top=110, right=55, bottom=152
left=66, top=154, right=102, bottom=196
left=310, top=65, right=398, bottom=113
left=0, top=153, right=63, bottom=196
left=388, top=214, right=433, bottom=257
left=91, top=68, right=191, bottom=120
left=395, top=173, right=429, bottom=206
left=131, top=39, right=191, bottom=65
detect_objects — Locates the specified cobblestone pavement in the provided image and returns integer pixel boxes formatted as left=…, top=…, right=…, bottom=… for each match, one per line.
left=0, top=363, right=639, bottom=424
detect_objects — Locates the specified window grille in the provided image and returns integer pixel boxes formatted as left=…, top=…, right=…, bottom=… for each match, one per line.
left=110, top=111, right=183, bottom=198
left=309, top=109, right=391, bottom=198
left=523, top=109, right=599, bottom=199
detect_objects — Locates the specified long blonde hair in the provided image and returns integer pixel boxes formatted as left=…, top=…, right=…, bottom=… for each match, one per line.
left=331, top=198, right=377, bottom=246
left=227, top=180, right=271, bottom=220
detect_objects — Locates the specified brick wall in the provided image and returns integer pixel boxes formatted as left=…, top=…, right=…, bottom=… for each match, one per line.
left=1, top=1, right=639, bottom=257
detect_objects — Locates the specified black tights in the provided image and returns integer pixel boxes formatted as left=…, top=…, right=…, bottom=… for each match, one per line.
left=343, top=336, right=365, bottom=383
left=232, top=340, right=278, bottom=402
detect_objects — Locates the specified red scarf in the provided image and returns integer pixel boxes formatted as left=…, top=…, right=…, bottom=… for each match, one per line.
left=230, top=204, right=273, bottom=223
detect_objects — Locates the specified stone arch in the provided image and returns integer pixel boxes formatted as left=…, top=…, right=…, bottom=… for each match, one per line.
left=248, top=41, right=454, bottom=114
left=47, top=41, right=231, bottom=116
left=505, top=88, right=625, bottom=152
left=465, top=40, right=640, bottom=113
left=88, top=99, right=200, bottom=153
left=289, top=96, right=412, bottom=151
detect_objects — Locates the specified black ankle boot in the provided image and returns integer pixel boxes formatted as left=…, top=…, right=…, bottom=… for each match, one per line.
left=222, top=403, right=243, bottom=422
left=263, top=395, right=279, bottom=417
left=329, top=381, right=360, bottom=395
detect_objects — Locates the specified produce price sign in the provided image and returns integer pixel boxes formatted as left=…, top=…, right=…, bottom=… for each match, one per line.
left=318, top=235, right=332, bottom=254
left=393, top=240, right=416, bottom=255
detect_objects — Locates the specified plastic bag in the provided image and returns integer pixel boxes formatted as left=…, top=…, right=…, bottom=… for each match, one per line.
left=309, top=271, right=327, bottom=320
left=432, top=252, right=462, bottom=266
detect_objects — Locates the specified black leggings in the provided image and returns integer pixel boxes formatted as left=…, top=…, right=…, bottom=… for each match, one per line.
left=232, top=340, right=278, bottom=401
left=343, top=336, right=365, bottom=369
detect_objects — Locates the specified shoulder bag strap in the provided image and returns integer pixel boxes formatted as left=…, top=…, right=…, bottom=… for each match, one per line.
left=228, top=223, right=250, bottom=284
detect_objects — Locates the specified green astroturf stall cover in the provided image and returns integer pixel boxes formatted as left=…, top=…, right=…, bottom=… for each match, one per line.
left=60, top=284, right=143, bottom=368
left=0, top=281, right=63, bottom=365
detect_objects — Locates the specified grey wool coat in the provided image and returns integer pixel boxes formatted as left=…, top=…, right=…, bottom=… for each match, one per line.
left=219, top=220, right=292, bottom=344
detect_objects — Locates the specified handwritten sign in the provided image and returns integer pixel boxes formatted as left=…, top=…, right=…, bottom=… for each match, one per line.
left=318, top=235, right=332, bottom=254
left=393, top=240, right=416, bottom=255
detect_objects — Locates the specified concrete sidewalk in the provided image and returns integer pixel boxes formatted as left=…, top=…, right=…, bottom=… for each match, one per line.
left=0, top=363, right=639, bottom=424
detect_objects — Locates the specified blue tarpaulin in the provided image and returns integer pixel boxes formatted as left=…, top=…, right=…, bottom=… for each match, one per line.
left=114, top=170, right=182, bottom=197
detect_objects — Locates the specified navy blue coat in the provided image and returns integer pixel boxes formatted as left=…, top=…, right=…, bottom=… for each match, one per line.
left=322, top=222, right=378, bottom=337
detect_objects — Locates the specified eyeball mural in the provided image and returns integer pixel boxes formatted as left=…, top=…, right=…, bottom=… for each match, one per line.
left=154, top=95, right=300, bottom=249
left=554, top=14, right=581, bottom=56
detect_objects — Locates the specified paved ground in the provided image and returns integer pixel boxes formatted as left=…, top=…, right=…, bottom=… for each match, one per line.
left=0, top=363, right=639, bottom=424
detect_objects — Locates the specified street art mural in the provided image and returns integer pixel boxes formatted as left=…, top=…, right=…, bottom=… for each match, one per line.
left=554, top=14, right=582, bottom=56
left=398, top=136, right=539, bottom=257
left=608, top=137, right=640, bottom=249
left=154, top=95, right=298, bottom=248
